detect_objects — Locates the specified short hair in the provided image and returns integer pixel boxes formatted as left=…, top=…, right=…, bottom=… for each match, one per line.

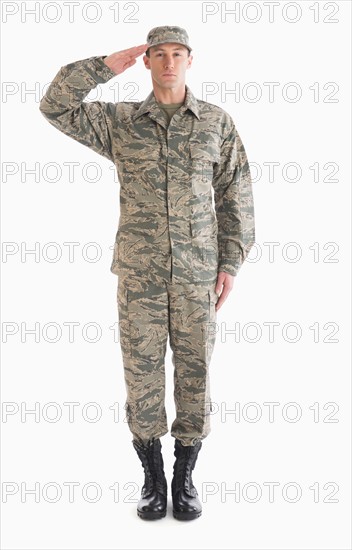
left=146, top=45, right=190, bottom=58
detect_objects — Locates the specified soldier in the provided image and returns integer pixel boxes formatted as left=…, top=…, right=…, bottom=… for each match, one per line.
left=39, top=25, right=255, bottom=521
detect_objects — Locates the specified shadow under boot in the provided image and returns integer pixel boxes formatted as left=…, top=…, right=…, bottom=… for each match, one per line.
left=132, top=437, right=168, bottom=520
left=171, top=438, right=203, bottom=520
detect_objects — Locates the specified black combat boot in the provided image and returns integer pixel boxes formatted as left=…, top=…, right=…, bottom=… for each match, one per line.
left=171, top=438, right=203, bottom=520
left=132, top=437, right=168, bottom=520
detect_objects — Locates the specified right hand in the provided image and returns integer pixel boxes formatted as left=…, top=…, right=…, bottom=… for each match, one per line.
left=103, top=44, right=148, bottom=75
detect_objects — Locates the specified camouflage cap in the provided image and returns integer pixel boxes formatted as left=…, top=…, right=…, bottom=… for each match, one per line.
left=146, top=25, right=192, bottom=53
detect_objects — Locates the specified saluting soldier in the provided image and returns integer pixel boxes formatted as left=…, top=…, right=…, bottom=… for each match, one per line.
left=39, top=25, right=255, bottom=521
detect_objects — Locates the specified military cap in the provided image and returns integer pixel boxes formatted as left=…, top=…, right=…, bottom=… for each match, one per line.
left=146, top=25, right=192, bottom=53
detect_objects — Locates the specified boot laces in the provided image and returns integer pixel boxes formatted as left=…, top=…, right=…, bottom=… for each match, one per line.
left=173, top=443, right=200, bottom=494
left=135, top=439, right=166, bottom=494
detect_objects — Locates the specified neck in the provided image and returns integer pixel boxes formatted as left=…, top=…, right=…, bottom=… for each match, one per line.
left=152, top=81, right=186, bottom=104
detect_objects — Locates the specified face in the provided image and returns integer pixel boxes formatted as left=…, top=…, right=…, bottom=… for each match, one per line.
left=143, top=42, right=192, bottom=89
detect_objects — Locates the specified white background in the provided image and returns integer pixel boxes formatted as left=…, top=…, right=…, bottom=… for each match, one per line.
left=1, top=1, right=351, bottom=549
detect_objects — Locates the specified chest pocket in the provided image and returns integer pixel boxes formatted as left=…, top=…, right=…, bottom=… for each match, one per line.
left=190, top=143, right=221, bottom=195
left=117, top=145, right=162, bottom=198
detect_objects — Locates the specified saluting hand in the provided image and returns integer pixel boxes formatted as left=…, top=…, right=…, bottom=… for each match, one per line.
left=103, top=44, right=149, bottom=75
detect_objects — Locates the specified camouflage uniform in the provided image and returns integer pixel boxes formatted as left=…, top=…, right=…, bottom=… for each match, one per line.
left=39, top=52, right=255, bottom=447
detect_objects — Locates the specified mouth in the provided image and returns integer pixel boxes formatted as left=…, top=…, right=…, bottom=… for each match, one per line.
left=162, top=74, right=176, bottom=76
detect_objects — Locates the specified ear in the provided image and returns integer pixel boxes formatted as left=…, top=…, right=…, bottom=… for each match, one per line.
left=187, top=54, right=193, bottom=69
left=143, top=54, right=150, bottom=70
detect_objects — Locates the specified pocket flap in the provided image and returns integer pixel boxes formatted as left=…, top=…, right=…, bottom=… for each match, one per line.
left=119, top=144, right=161, bottom=161
left=190, top=143, right=221, bottom=164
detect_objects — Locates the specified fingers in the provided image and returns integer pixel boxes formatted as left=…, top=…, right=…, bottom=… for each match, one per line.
left=116, top=43, right=148, bottom=65
left=119, top=43, right=148, bottom=55
left=124, top=59, right=137, bottom=69
left=215, top=272, right=226, bottom=296
left=215, top=288, right=229, bottom=311
left=214, top=272, right=234, bottom=311
left=215, top=287, right=230, bottom=311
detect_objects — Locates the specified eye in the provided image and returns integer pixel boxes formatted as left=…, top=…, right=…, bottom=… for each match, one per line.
left=155, top=52, right=181, bottom=57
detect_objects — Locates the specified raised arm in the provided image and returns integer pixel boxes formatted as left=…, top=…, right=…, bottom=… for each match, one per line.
left=39, top=44, right=148, bottom=162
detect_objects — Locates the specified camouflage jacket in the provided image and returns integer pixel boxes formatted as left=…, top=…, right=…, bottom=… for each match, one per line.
left=39, top=55, right=255, bottom=284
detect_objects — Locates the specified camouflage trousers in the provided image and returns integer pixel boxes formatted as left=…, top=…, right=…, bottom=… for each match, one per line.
left=117, top=273, right=218, bottom=447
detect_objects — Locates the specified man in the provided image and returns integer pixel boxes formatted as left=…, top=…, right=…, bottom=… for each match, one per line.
left=39, top=25, right=255, bottom=521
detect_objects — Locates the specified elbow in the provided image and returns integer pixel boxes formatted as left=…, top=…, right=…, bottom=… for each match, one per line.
left=39, top=96, right=48, bottom=117
left=39, top=96, right=59, bottom=123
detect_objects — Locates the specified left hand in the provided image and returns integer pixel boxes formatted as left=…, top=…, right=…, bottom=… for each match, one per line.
left=215, top=271, right=235, bottom=311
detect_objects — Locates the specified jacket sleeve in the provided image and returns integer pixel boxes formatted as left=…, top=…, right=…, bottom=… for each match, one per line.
left=212, top=121, right=255, bottom=277
left=39, top=56, right=117, bottom=163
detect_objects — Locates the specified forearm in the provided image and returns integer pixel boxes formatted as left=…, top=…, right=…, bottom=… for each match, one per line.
left=213, top=124, right=255, bottom=276
left=39, top=56, right=117, bottom=161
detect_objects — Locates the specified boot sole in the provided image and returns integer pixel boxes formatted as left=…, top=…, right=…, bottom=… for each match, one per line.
left=137, top=509, right=166, bottom=520
left=173, top=510, right=202, bottom=520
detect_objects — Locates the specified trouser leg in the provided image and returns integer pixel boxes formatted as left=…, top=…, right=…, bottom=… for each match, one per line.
left=117, top=275, right=169, bottom=445
left=169, top=280, right=218, bottom=446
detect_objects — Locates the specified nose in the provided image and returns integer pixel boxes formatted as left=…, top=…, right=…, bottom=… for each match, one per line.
left=163, top=56, right=174, bottom=69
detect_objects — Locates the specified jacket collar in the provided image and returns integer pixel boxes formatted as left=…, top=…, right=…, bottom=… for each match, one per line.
left=132, top=83, right=200, bottom=121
